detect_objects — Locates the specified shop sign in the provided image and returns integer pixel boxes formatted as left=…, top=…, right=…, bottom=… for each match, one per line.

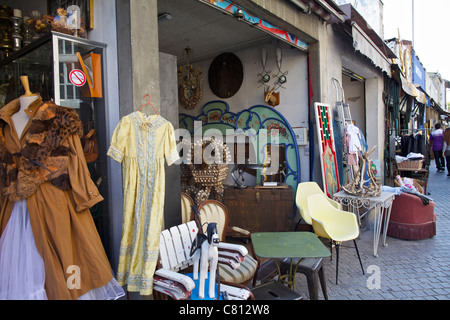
left=202, top=0, right=308, bottom=52
left=412, top=52, right=425, bottom=90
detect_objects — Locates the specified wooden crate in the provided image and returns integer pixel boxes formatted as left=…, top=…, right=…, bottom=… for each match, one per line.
left=223, top=186, right=295, bottom=234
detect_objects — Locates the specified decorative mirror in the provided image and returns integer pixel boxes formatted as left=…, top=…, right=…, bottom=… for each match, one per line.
left=208, top=52, right=243, bottom=99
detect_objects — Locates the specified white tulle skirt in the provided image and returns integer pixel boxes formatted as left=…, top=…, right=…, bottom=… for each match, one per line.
left=0, top=199, right=124, bottom=300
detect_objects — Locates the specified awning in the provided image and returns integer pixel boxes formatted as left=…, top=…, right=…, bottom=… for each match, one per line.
left=399, top=73, right=427, bottom=104
left=351, top=22, right=391, bottom=75
left=415, top=87, right=427, bottom=105
left=400, top=74, right=418, bottom=97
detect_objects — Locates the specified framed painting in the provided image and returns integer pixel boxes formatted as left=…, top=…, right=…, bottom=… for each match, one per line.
left=314, top=102, right=340, bottom=198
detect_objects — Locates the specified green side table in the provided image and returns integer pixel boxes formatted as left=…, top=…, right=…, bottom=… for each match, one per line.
left=251, top=232, right=331, bottom=290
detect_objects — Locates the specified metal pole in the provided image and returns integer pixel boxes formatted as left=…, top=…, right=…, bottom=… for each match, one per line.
left=412, top=0, right=415, bottom=47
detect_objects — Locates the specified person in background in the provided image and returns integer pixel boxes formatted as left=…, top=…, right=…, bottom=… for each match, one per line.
left=443, top=128, right=450, bottom=176
left=430, top=123, right=445, bottom=172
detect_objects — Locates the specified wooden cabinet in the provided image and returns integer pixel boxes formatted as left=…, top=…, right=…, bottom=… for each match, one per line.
left=223, top=186, right=295, bottom=233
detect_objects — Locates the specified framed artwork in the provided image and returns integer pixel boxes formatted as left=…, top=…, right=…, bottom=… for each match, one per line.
left=314, top=102, right=340, bottom=198
left=47, top=0, right=93, bottom=30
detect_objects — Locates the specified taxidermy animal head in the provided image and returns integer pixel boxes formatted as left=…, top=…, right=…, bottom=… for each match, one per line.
left=264, top=86, right=280, bottom=107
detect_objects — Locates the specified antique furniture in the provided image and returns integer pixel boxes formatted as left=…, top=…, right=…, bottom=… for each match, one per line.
left=196, top=200, right=259, bottom=286
left=333, top=190, right=396, bottom=257
left=223, top=186, right=295, bottom=234
left=181, top=192, right=194, bottom=224
left=251, top=232, right=331, bottom=291
left=179, top=101, right=301, bottom=194
left=307, top=194, right=364, bottom=284
left=387, top=193, right=436, bottom=240
left=154, top=221, right=253, bottom=300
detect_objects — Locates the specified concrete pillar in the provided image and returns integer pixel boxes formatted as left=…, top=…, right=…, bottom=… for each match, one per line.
left=116, top=0, right=161, bottom=116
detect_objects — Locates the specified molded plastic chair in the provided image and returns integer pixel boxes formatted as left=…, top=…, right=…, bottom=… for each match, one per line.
left=181, top=192, right=194, bottom=224
left=197, top=200, right=259, bottom=287
left=296, top=182, right=341, bottom=226
left=307, top=193, right=364, bottom=284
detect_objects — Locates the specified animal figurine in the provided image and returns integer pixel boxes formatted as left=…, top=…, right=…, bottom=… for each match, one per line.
left=264, top=86, right=280, bottom=107
left=191, top=222, right=220, bottom=299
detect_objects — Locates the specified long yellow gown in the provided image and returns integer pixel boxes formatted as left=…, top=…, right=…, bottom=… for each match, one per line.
left=107, top=112, right=179, bottom=295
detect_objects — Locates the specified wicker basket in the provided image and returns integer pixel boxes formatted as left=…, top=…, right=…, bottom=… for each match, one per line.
left=396, top=159, right=424, bottom=170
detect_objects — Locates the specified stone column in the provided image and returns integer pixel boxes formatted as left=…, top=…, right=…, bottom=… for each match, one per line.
left=116, top=0, right=161, bottom=116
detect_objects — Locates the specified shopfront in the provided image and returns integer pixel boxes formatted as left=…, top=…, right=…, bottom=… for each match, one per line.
left=0, top=0, right=400, bottom=300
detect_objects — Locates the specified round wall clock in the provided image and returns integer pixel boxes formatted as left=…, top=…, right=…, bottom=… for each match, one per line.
left=208, top=52, right=243, bottom=99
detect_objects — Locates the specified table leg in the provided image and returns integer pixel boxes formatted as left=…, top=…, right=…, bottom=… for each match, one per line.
left=381, top=203, right=393, bottom=247
left=372, top=204, right=382, bottom=257
left=275, top=258, right=295, bottom=290
left=276, top=258, right=306, bottom=291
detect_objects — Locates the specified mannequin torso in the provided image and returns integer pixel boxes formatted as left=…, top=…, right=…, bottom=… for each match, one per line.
left=12, top=95, right=39, bottom=138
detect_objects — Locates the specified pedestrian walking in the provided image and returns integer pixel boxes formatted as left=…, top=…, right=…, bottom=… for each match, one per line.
left=443, top=127, right=450, bottom=176
left=430, top=123, right=445, bottom=172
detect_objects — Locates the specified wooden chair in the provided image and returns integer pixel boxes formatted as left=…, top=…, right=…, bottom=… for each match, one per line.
left=181, top=192, right=194, bottom=223
left=153, top=221, right=254, bottom=300
left=196, top=200, right=259, bottom=287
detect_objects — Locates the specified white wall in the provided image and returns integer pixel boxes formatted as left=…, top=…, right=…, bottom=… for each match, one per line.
left=179, top=40, right=310, bottom=181
left=314, top=25, right=386, bottom=182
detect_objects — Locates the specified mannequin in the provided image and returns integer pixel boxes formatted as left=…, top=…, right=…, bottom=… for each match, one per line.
left=11, top=76, right=39, bottom=138
left=0, top=77, right=124, bottom=300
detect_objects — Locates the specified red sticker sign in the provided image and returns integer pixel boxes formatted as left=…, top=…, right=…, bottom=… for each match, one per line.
left=69, top=69, right=86, bottom=87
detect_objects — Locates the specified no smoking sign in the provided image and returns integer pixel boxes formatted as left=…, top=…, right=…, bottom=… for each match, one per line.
left=69, top=69, right=87, bottom=87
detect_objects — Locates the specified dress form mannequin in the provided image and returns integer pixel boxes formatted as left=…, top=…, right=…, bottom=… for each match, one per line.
left=12, top=76, right=39, bottom=138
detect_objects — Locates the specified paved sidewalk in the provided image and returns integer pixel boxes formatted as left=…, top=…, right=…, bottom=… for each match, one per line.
left=292, top=167, right=450, bottom=300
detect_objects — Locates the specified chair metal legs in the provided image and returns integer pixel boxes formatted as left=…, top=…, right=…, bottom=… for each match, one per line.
left=335, top=242, right=340, bottom=284
left=333, top=240, right=365, bottom=284
left=353, top=239, right=365, bottom=276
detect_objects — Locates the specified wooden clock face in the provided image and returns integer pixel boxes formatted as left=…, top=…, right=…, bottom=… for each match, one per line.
left=208, top=52, right=243, bottom=99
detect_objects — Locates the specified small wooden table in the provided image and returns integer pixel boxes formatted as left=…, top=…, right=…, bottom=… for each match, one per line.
left=251, top=232, right=331, bottom=289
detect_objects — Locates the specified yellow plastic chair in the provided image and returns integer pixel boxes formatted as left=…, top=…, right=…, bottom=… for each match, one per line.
left=307, top=193, right=364, bottom=284
left=296, top=182, right=341, bottom=226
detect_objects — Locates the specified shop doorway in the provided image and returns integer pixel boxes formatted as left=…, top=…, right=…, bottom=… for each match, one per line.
left=342, top=68, right=366, bottom=137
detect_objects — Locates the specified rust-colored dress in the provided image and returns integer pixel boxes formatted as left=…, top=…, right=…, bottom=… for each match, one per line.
left=0, top=98, right=122, bottom=300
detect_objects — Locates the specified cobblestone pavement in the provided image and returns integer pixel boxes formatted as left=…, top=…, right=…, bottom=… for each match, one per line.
left=291, top=166, right=450, bottom=300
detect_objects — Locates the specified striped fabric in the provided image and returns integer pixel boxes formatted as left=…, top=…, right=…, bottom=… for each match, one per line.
left=198, top=202, right=227, bottom=240
left=218, top=255, right=258, bottom=284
